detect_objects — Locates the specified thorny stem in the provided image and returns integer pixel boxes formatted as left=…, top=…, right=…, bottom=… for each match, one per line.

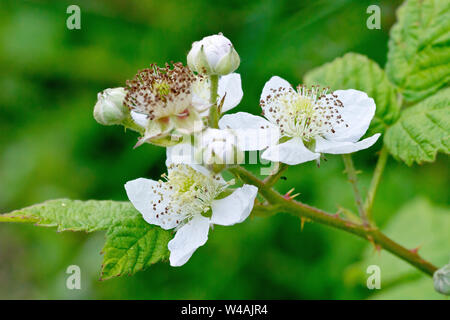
left=364, top=146, right=389, bottom=221
left=208, top=74, right=219, bottom=128
left=342, top=154, right=369, bottom=226
left=229, top=166, right=438, bottom=277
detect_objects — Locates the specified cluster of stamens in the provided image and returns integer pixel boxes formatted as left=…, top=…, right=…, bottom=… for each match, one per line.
left=149, top=164, right=229, bottom=227
left=260, top=85, right=347, bottom=141
left=124, top=62, right=196, bottom=120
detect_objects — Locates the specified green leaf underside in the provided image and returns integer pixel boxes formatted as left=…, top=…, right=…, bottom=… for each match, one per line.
left=304, top=52, right=400, bottom=135
left=384, top=88, right=450, bottom=165
left=386, top=0, right=450, bottom=102
left=0, top=199, right=172, bottom=279
left=101, top=216, right=172, bottom=280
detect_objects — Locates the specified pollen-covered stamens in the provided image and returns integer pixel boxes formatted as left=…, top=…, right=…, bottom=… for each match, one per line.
left=148, top=164, right=231, bottom=227
left=124, top=62, right=197, bottom=121
left=260, top=84, right=347, bottom=141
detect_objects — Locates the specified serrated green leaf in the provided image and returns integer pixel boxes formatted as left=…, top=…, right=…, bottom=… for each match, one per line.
left=304, top=52, right=400, bottom=134
left=0, top=199, right=173, bottom=279
left=100, top=216, right=172, bottom=280
left=384, top=88, right=450, bottom=165
left=386, top=0, right=450, bottom=102
left=347, top=198, right=449, bottom=299
left=0, top=199, right=138, bottom=232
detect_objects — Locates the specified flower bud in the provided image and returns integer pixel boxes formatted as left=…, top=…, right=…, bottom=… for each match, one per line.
left=194, top=128, right=244, bottom=173
left=187, top=33, right=240, bottom=76
left=93, top=87, right=129, bottom=126
left=434, top=263, right=450, bottom=295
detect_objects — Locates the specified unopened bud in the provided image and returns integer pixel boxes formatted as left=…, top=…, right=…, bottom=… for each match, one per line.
left=187, top=33, right=240, bottom=76
left=93, top=87, right=128, bottom=126
left=195, top=128, right=244, bottom=173
left=434, top=262, right=450, bottom=296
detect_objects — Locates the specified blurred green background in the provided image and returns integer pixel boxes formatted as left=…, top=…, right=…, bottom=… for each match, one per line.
left=0, top=0, right=448, bottom=299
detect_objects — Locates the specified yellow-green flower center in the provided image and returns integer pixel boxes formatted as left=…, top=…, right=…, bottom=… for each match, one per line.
left=164, top=164, right=229, bottom=217
left=153, top=81, right=171, bottom=100
left=261, top=85, right=346, bottom=141
left=124, top=62, right=195, bottom=120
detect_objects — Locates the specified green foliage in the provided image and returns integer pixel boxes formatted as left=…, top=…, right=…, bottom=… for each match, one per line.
left=101, top=216, right=172, bottom=280
left=1, top=0, right=448, bottom=299
left=0, top=199, right=135, bottom=232
left=371, top=277, right=444, bottom=300
left=0, top=199, right=172, bottom=280
left=350, top=198, right=450, bottom=299
left=386, top=0, right=450, bottom=102
left=384, top=88, right=450, bottom=165
left=304, top=53, right=400, bottom=134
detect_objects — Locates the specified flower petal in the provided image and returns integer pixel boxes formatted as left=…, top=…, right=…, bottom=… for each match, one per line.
left=323, top=89, right=376, bottom=143
left=171, top=110, right=204, bottom=135
left=219, top=112, right=280, bottom=151
left=261, top=76, right=292, bottom=102
left=262, top=137, right=320, bottom=165
left=191, top=76, right=212, bottom=115
left=131, top=111, right=149, bottom=128
left=166, top=142, right=196, bottom=166
left=218, top=73, right=243, bottom=113
left=166, top=143, right=214, bottom=177
left=199, top=128, right=244, bottom=165
left=124, top=178, right=178, bottom=230
left=210, top=184, right=258, bottom=226
left=168, top=215, right=210, bottom=267
left=315, top=134, right=381, bottom=154
left=260, top=76, right=293, bottom=122
left=219, top=112, right=270, bottom=130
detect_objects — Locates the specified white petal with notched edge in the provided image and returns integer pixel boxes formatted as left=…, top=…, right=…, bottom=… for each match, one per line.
left=219, top=112, right=280, bottom=151
left=315, top=134, right=380, bottom=154
left=168, top=215, right=210, bottom=267
left=124, top=178, right=178, bottom=230
left=323, top=89, right=376, bottom=143
left=262, top=137, right=320, bottom=165
left=210, top=184, right=258, bottom=226
left=218, top=73, right=243, bottom=113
